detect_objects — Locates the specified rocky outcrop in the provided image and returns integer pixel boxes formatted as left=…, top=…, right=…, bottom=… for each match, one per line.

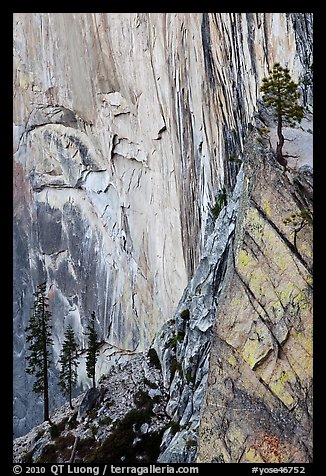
left=156, top=165, right=245, bottom=463
left=13, top=13, right=313, bottom=437
left=197, top=137, right=313, bottom=463
left=156, top=127, right=312, bottom=462
left=13, top=353, right=169, bottom=463
left=78, top=388, right=101, bottom=421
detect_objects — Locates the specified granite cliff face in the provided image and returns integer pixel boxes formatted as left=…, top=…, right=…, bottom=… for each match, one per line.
left=156, top=130, right=312, bottom=463
left=13, top=12, right=312, bottom=444
left=197, top=155, right=313, bottom=463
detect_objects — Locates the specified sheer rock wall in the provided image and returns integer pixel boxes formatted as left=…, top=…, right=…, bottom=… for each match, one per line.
left=13, top=13, right=312, bottom=437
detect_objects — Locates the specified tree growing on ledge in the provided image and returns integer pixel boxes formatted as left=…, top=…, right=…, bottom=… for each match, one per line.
left=85, top=312, right=100, bottom=388
left=25, top=282, right=53, bottom=423
left=59, top=325, right=79, bottom=410
left=283, top=209, right=313, bottom=253
left=260, top=63, right=304, bottom=167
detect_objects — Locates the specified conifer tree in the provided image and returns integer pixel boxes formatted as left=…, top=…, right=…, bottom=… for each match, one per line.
left=58, top=325, right=79, bottom=410
left=85, top=312, right=100, bottom=388
left=25, top=282, right=53, bottom=422
left=283, top=209, right=313, bottom=252
left=260, top=63, right=304, bottom=166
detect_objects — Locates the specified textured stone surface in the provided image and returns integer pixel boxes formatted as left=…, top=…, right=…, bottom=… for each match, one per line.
left=13, top=353, right=169, bottom=463
left=196, top=135, right=313, bottom=463
left=157, top=169, right=245, bottom=462
left=156, top=129, right=312, bottom=463
left=13, top=13, right=313, bottom=436
left=78, top=388, right=100, bottom=421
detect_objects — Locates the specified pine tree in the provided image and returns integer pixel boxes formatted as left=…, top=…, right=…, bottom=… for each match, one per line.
left=283, top=209, right=313, bottom=252
left=85, top=312, right=100, bottom=388
left=25, top=282, right=53, bottom=422
left=260, top=63, right=304, bottom=166
left=58, top=325, right=79, bottom=410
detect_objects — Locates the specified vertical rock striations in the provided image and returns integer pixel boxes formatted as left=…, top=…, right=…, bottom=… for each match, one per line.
left=13, top=13, right=312, bottom=437
left=156, top=166, right=246, bottom=463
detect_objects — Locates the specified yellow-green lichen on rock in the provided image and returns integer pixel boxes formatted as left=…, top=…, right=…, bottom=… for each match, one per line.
left=197, top=133, right=313, bottom=463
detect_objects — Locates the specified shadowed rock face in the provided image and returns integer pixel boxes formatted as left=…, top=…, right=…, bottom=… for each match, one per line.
left=13, top=13, right=312, bottom=437
left=78, top=388, right=100, bottom=421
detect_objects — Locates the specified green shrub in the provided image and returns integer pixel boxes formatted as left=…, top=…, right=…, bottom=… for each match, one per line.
left=186, top=371, right=196, bottom=384
left=168, top=332, right=185, bottom=350
left=211, top=188, right=227, bottom=219
left=90, top=424, right=98, bottom=438
left=186, top=439, right=197, bottom=448
left=211, top=201, right=222, bottom=219
left=100, top=416, right=113, bottom=426
left=283, top=209, right=313, bottom=227
left=50, top=417, right=68, bottom=439
left=168, top=420, right=180, bottom=435
left=257, top=127, right=270, bottom=135
left=86, top=409, right=164, bottom=464
left=283, top=209, right=313, bottom=251
left=50, top=424, right=60, bottom=439
left=255, top=136, right=265, bottom=144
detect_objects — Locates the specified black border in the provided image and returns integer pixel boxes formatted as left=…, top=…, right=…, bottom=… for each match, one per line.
left=8, top=7, right=319, bottom=475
